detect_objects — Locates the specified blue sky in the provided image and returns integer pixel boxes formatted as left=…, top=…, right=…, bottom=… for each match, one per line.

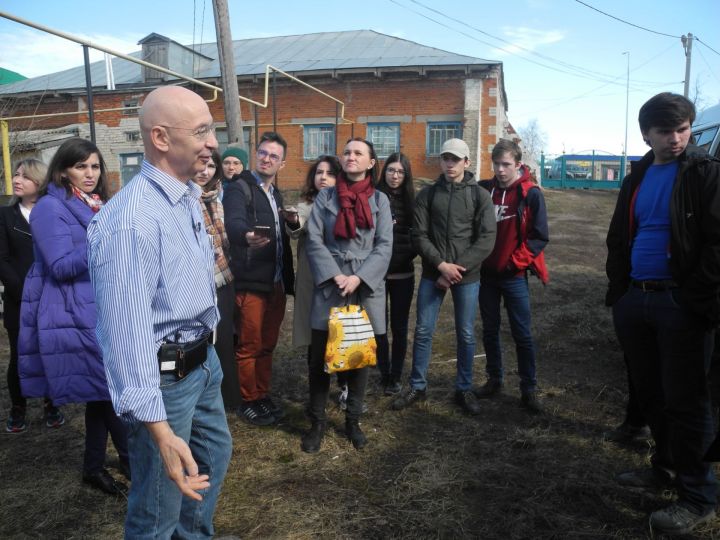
left=1, top=0, right=718, bottom=156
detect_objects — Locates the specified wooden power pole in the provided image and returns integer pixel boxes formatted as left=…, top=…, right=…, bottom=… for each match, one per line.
left=212, top=0, right=244, bottom=148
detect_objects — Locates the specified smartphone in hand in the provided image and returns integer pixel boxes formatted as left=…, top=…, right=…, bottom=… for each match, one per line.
left=253, top=225, right=271, bottom=238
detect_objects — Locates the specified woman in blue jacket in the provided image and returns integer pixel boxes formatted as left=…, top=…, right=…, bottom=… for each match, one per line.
left=18, top=138, right=128, bottom=495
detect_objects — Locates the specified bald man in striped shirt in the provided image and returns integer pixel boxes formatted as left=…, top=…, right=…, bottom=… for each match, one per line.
left=88, top=86, right=232, bottom=539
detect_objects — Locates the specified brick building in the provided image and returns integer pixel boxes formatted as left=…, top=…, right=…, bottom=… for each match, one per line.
left=1, top=30, right=512, bottom=192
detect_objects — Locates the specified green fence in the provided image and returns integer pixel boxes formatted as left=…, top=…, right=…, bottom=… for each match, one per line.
left=540, top=152, right=632, bottom=189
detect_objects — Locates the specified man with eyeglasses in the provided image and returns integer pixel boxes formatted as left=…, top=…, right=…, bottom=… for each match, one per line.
left=88, top=85, right=232, bottom=537
left=224, top=132, right=295, bottom=426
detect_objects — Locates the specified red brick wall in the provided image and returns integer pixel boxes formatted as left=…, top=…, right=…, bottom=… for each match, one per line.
left=205, top=72, right=499, bottom=188
left=4, top=93, right=138, bottom=130
left=6, top=71, right=501, bottom=190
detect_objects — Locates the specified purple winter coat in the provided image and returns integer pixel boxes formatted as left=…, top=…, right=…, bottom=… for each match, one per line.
left=18, top=183, right=110, bottom=405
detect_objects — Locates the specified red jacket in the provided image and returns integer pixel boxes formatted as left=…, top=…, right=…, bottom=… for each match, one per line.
left=480, top=166, right=549, bottom=284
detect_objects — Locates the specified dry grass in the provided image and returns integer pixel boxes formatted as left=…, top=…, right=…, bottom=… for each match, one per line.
left=2, top=188, right=719, bottom=539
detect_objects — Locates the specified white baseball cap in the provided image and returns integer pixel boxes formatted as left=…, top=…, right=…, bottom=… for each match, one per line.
left=440, top=138, right=470, bottom=159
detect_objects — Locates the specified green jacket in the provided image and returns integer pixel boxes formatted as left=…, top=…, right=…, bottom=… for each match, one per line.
left=412, top=171, right=496, bottom=284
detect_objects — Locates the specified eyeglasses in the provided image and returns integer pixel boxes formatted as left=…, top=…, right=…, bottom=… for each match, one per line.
left=160, top=124, right=216, bottom=140
left=387, top=168, right=405, bottom=177
left=257, top=149, right=283, bottom=163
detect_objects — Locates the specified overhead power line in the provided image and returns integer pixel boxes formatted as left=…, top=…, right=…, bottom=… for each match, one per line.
left=406, top=0, right=630, bottom=83
left=695, top=45, right=720, bottom=85
left=392, top=0, right=676, bottom=90
left=696, top=37, right=720, bottom=57
left=574, top=0, right=681, bottom=38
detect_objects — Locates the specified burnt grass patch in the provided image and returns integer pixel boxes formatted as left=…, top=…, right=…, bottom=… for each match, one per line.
left=2, top=189, right=719, bottom=538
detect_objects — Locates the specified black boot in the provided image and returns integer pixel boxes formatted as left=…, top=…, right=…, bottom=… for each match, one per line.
left=345, top=418, right=367, bottom=450
left=301, top=421, right=326, bottom=453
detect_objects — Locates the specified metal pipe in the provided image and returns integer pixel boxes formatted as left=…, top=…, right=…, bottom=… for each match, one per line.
left=272, top=70, right=277, bottom=132
left=1, top=121, right=10, bottom=194
left=0, top=10, right=222, bottom=93
left=83, top=45, right=96, bottom=143
left=2, top=89, right=220, bottom=122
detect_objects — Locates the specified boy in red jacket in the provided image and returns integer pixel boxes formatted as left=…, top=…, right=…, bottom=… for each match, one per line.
left=476, top=139, right=549, bottom=412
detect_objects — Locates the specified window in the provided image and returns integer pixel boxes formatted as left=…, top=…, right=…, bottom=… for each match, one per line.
left=124, top=131, right=141, bottom=142
left=692, top=126, right=718, bottom=153
left=303, top=125, right=335, bottom=159
left=367, top=123, right=400, bottom=158
left=427, top=122, right=461, bottom=156
left=120, top=153, right=144, bottom=186
left=215, top=126, right=252, bottom=150
left=122, top=99, right=140, bottom=116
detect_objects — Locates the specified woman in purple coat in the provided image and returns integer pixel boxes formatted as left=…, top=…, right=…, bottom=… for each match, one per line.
left=18, top=138, right=128, bottom=496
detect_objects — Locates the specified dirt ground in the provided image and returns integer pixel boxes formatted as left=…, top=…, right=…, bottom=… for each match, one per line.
left=1, top=188, right=719, bottom=539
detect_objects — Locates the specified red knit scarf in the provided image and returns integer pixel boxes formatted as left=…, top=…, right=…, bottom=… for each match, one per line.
left=333, top=173, right=375, bottom=239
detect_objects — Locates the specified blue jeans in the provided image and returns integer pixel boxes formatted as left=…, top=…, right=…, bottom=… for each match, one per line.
left=125, top=346, right=233, bottom=539
left=613, top=287, right=717, bottom=512
left=409, top=278, right=480, bottom=392
left=479, top=275, right=537, bottom=393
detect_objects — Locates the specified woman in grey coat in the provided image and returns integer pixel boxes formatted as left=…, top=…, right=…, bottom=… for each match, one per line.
left=302, top=138, right=393, bottom=453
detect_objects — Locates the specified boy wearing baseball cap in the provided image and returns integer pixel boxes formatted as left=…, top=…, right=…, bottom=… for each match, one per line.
left=392, top=139, right=496, bottom=414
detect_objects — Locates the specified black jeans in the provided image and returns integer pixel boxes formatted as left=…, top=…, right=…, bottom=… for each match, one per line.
left=308, top=330, right=370, bottom=422
left=5, top=325, right=25, bottom=409
left=83, top=400, right=129, bottom=474
left=613, top=287, right=717, bottom=512
left=376, top=276, right=414, bottom=380
left=216, top=283, right=241, bottom=409
left=622, top=353, right=647, bottom=427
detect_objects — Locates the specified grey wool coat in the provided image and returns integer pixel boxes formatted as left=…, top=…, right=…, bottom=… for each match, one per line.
left=306, top=186, right=393, bottom=334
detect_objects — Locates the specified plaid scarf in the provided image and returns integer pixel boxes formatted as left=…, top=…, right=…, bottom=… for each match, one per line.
left=71, top=185, right=104, bottom=212
left=200, top=181, right=234, bottom=288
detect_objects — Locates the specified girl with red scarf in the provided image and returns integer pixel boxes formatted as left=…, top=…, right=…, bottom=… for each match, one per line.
left=302, top=139, right=393, bottom=453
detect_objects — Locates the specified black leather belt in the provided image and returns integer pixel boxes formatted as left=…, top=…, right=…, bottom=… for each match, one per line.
left=158, top=332, right=213, bottom=378
left=631, top=280, right=678, bottom=292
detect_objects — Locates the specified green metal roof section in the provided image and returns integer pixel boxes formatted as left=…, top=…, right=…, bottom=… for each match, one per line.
left=0, top=67, right=27, bottom=85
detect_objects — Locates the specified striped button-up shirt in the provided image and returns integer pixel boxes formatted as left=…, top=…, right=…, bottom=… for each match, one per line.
left=88, top=161, right=219, bottom=423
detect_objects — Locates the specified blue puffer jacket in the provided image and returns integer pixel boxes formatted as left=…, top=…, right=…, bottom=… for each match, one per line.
left=18, top=183, right=110, bottom=405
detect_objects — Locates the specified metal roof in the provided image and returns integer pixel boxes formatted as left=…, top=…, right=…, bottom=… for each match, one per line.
left=0, top=29, right=500, bottom=95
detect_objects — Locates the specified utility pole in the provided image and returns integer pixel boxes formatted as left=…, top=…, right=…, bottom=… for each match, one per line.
left=681, top=33, right=693, bottom=98
left=212, top=0, right=244, bottom=148
left=621, top=51, right=629, bottom=180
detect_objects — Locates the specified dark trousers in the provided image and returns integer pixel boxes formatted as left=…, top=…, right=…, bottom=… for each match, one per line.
left=308, top=330, right=370, bottom=422
left=376, top=276, right=415, bottom=381
left=613, top=287, right=717, bottom=512
left=622, top=353, right=647, bottom=427
left=216, top=283, right=241, bottom=408
left=5, top=325, right=25, bottom=409
left=83, top=400, right=129, bottom=474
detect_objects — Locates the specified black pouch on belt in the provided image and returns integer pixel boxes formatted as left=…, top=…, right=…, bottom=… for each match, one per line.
left=158, top=335, right=209, bottom=378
